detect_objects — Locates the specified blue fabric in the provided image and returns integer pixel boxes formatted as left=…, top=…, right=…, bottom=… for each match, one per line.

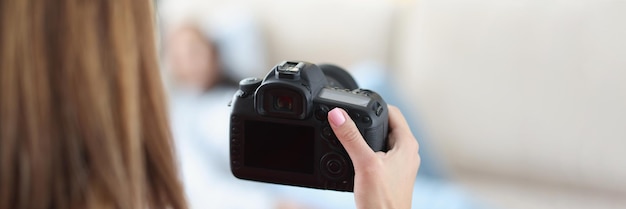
left=351, top=62, right=445, bottom=179
left=272, top=177, right=485, bottom=209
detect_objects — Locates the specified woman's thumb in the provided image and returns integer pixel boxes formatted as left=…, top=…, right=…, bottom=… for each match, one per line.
left=327, top=108, right=376, bottom=166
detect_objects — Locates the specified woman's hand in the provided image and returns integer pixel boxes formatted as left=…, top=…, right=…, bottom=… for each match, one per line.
left=328, top=105, right=420, bottom=209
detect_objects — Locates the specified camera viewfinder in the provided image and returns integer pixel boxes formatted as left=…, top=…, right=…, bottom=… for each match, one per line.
left=274, top=95, right=294, bottom=111
left=262, top=88, right=305, bottom=119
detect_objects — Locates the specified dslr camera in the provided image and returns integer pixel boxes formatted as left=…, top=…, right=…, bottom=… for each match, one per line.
left=229, top=61, right=388, bottom=192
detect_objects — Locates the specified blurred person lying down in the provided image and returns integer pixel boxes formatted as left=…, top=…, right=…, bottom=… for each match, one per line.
left=164, top=23, right=283, bottom=209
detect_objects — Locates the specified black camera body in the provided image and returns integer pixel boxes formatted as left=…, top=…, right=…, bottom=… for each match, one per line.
left=229, top=61, right=388, bottom=192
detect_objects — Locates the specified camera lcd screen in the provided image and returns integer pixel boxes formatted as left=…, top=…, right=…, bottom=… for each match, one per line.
left=319, top=88, right=371, bottom=107
left=244, top=121, right=315, bottom=174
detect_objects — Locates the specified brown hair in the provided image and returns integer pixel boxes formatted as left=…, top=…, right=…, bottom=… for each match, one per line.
left=0, top=1, right=187, bottom=209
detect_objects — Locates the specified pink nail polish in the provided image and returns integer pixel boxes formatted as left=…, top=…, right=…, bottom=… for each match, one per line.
left=328, top=108, right=345, bottom=126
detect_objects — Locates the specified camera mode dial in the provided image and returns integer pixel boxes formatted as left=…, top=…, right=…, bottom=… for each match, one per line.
left=320, top=153, right=350, bottom=179
left=238, top=77, right=262, bottom=97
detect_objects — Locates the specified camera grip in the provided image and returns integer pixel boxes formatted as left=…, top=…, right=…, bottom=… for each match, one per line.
left=364, top=124, right=387, bottom=152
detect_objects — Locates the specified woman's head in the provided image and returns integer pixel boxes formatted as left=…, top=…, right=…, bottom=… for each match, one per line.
left=0, top=0, right=186, bottom=209
left=166, top=24, right=223, bottom=92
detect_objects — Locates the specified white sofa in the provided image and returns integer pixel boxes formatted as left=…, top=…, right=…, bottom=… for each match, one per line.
left=159, top=0, right=626, bottom=208
left=398, top=1, right=626, bottom=208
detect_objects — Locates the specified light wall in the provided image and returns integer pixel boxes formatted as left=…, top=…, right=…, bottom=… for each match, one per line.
left=396, top=0, right=626, bottom=193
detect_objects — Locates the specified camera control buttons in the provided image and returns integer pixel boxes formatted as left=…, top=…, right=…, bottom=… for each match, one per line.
left=321, top=126, right=340, bottom=147
left=357, top=89, right=373, bottom=97
left=362, top=116, right=371, bottom=124
left=349, top=111, right=361, bottom=119
left=322, top=126, right=333, bottom=138
left=373, top=102, right=383, bottom=116
left=320, top=153, right=349, bottom=179
left=230, top=116, right=242, bottom=144
left=231, top=126, right=240, bottom=135
left=230, top=115, right=243, bottom=169
left=327, top=159, right=342, bottom=175
left=238, top=77, right=262, bottom=97
left=315, top=105, right=329, bottom=121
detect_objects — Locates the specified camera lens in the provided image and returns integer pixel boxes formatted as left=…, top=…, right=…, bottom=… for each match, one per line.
left=274, top=96, right=294, bottom=111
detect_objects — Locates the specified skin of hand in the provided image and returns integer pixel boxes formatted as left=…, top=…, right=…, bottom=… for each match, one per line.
left=327, top=105, right=420, bottom=209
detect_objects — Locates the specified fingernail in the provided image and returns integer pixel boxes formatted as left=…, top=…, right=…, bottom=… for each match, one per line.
left=328, top=108, right=346, bottom=126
